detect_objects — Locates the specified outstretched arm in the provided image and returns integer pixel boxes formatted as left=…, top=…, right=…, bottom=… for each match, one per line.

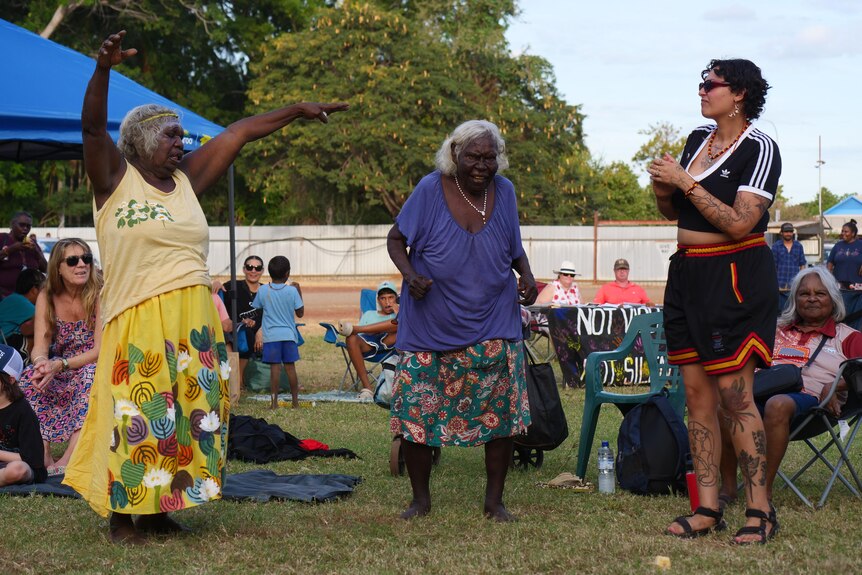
left=82, top=31, right=137, bottom=209
left=180, top=102, right=349, bottom=196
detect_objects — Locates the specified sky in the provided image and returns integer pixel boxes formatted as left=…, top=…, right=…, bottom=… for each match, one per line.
left=506, top=0, right=860, bottom=206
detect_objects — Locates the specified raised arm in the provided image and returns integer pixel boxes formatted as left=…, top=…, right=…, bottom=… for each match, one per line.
left=180, top=102, right=349, bottom=196
left=82, top=31, right=137, bottom=208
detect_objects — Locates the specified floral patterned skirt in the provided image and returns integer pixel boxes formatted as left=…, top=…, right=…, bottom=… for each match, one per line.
left=389, top=340, right=530, bottom=447
left=64, top=285, right=229, bottom=517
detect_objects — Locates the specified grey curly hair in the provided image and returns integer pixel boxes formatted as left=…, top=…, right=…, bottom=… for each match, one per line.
left=434, top=120, right=508, bottom=176
left=118, top=104, right=182, bottom=160
left=778, top=266, right=845, bottom=327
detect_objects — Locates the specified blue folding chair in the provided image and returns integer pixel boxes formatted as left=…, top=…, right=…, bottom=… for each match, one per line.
left=320, top=288, right=396, bottom=391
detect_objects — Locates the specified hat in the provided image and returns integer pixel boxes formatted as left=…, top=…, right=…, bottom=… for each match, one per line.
left=780, top=222, right=794, bottom=232
left=553, top=261, right=579, bottom=276
left=377, top=280, right=398, bottom=296
left=614, top=258, right=630, bottom=270
left=0, top=344, right=23, bottom=380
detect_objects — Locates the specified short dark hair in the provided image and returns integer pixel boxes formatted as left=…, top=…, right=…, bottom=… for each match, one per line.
left=10, top=211, right=32, bottom=226
left=703, top=58, right=770, bottom=120
left=15, top=268, right=45, bottom=294
left=243, top=255, right=263, bottom=267
left=268, top=256, right=291, bottom=281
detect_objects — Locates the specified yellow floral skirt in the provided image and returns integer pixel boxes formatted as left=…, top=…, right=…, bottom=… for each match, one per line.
left=64, top=285, right=229, bottom=517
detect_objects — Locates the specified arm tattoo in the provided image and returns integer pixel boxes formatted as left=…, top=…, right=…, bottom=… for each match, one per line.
left=688, top=421, right=718, bottom=487
left=689, top=188, right=770, bottom=234
left=718, top=377, right=755, bottom=434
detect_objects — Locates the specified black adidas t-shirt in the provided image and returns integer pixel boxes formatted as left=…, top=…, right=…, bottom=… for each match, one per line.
left=673, top=124, right=781, bottom=234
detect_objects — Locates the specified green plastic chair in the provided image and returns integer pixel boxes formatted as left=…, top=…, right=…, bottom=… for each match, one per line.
left=575, top=310, right=685, bottom=478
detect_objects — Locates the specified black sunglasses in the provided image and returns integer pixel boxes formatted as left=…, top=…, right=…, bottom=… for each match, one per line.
left=560, top=273, right=576, bottom=278
left=65, top=253, right=93, bottom=266
left=245, top=264, right=264, bottom=272
left=699, top=79, right=731, bottom=93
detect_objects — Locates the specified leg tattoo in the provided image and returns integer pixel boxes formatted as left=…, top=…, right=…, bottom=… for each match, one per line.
left=689, top=421, right=718, bottom=488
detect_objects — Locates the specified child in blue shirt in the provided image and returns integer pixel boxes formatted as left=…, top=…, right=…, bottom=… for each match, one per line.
left=252, top=256, right=304, bottom=408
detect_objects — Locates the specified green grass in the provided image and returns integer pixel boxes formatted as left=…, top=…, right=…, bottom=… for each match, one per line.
left=2, top=336, right=861, bottom=574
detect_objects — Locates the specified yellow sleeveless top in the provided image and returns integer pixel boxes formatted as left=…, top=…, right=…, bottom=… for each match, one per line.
left=94, top=161, right=211, bottom=324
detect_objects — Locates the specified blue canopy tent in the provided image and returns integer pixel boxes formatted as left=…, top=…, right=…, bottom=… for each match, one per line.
left=0, top=18, right=223, bottom=159
left=0, top=18, right=242, bottom=322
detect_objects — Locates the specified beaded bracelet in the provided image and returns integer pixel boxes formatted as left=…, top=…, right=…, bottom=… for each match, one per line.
left=684, top=181, right=700, bottom=197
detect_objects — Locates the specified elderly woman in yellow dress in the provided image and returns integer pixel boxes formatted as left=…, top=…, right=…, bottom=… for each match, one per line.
left=63, top=30, right=348, bottom=544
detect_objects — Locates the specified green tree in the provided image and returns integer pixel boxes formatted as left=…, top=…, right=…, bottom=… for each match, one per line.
left=243, top=0, right=587, bottom=224
left=631, top=122, right=686, bottom=172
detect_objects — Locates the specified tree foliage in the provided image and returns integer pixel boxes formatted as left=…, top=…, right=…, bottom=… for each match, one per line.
left=0, top=1, right=735, bottom=226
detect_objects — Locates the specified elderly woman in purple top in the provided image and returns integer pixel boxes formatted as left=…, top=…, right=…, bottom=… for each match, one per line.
left=387, top=120, right=538, bottom=521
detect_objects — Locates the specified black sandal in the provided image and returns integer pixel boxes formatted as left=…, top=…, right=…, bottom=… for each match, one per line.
left=667, top=506, right=727, bottom=539
left=732, top=507, right=778, bottom=545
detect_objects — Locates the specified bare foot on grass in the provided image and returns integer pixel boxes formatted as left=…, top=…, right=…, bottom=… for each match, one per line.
left=400, top=500, right=430, bottom=519
left=484, top=503, right=516, bottom=522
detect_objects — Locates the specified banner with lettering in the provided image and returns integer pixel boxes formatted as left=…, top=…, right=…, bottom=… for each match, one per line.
left=544, top=305, right=661, bottom=388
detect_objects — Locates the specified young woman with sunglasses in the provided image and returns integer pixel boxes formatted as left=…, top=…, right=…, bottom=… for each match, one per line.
left=63, top=30, right=348, bottom=544
left=224, top=255, right=265, bottom=388
left=19, top=238, right=102, bottom=477
left=648, top=59, right=781, bottom=544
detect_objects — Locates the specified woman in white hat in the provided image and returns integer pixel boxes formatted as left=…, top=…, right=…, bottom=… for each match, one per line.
left=535, top=260, right=581, bottom=306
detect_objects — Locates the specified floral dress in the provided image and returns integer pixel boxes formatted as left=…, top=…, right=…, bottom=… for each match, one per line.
left=21, top=318, right=96, bottom=442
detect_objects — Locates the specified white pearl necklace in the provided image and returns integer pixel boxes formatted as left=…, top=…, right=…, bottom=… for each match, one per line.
left=454, top=175, right=488, bottom=224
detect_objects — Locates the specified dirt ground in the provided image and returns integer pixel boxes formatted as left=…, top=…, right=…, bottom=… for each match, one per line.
left=216, top=275, right=668, bottom=336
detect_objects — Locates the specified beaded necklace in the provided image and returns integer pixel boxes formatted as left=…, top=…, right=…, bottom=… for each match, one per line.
left=703, top=122, right=750, bottom=167
left=453, top=176, right=488, bottom=224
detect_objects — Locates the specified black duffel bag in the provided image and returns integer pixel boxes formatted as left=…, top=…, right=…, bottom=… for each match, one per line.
left=515, top=346, right=568, bottom=450
left=753, top=336, right=828, bottom=402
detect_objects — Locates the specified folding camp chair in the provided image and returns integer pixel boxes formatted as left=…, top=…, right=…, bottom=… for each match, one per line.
left=776, top=358, right=862, bottom=508
left=524, top=282, right=556, bottom=364
left=319, top=288, right=396, bottom=391
left=575, top=311, right=685, bottom=478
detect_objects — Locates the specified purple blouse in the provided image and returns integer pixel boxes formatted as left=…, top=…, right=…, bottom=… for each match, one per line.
left=394, top=171, right=526, bottom=352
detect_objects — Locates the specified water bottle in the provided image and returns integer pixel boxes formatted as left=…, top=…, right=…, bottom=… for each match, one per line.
left=598, top=441, right=615, bottom=494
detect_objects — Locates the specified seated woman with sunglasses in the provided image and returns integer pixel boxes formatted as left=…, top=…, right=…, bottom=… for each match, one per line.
left=19, top=238, right=102, bottom=476
left=224, top=256, right=265, bottom=389
left=649, top=59, right=781, bottom=544
left=535, top=260, right=581, bottom=306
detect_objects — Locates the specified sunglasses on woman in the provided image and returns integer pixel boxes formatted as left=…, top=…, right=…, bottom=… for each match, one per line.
left=65, top=253, right=93, bottom=266
left=245, top=264, right=264, bottom=272
left=699, top=79, right=731, bottom=93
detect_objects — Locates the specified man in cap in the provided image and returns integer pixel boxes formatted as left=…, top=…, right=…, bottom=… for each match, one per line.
left=338, top=281, right=399, bottom=400
left=0, top=344, right=48, bottom=485
left=593, top=258, right=654, bottom=305
left=772, top=222, right=806, bottom=292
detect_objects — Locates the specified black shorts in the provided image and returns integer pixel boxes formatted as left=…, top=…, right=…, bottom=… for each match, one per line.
left=664, top=235, right=777, bottom=375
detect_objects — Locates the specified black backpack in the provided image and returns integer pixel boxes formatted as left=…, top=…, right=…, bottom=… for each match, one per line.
left=616, top=393, right=690, bottom=495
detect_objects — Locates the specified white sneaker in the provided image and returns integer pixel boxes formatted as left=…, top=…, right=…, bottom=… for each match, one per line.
left=358, top=388, right=374, bottom=401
